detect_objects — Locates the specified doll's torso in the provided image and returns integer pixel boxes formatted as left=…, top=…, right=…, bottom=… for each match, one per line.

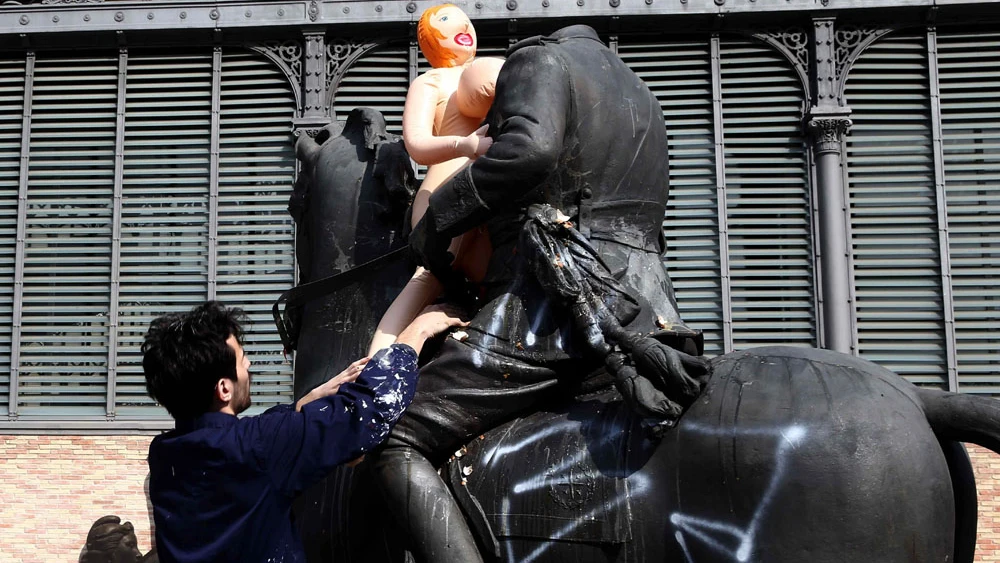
left=422, top=64, right=489, bottom=189
left=415, top=58, right=504, bottom=284
left=422, top=58, right=504, bottom=187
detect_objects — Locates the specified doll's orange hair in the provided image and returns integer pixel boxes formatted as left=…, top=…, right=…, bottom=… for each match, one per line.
left=417, top=4, right=461, bottom=68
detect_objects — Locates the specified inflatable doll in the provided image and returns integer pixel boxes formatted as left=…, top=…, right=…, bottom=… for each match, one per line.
left=368, top=3, right=503, bottom=354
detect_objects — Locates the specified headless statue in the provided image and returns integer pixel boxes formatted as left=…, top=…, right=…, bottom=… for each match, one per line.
left=372, top=21, right=704, bottom=563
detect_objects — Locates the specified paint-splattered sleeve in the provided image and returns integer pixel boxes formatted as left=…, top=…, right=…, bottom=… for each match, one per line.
left=253, top=343, right=419, bottom=495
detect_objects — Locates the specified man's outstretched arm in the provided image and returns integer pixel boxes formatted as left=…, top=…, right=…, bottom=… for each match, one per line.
left=253, top=305, right=466, bottom=495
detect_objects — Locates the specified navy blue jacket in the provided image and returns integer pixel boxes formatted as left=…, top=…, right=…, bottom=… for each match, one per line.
left=148, top=343, right=419, bottom=563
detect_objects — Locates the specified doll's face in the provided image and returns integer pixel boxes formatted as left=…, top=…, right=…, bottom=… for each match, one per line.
left=430, top=5, right=477, bottom=65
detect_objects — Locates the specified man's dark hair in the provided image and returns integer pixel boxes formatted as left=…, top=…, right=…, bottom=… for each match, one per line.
left=142, top=301, right=248, bottom=420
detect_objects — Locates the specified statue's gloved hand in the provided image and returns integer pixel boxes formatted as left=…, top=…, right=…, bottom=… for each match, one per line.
left=607, top=352, right=684, bottom=421
left=626, top=334, right=709, bottom=406
left=408, top=209, right=454, bottom=281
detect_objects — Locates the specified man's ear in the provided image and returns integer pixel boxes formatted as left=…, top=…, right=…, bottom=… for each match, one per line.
left=215, top=377, right=234, bottom=404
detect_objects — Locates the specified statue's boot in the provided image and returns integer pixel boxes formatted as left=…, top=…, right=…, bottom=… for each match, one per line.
left=372, top=438, right=484, bottom=563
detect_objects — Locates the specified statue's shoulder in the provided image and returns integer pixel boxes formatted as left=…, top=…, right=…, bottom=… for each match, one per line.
left=500, top=43, right=569, bottom=79
left=505, top=24, right=602, bottom=57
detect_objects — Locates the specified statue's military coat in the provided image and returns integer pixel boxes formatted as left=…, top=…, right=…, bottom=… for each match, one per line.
left=398, top=24, right=698, bottom=455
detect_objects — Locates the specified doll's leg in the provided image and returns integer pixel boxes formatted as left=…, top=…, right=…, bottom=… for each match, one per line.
left=371, top=160, right=491, bottom=356
left=369, top=229, right=486, bottom=356
left=452, top=226, right=492, bottom=285
left=368, top=267, right=443, bottom=356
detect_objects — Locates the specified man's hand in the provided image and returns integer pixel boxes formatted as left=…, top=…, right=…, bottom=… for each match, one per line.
left=295, top=356, right=370, bottom=412
left=395, top=304, right=469, bottom=355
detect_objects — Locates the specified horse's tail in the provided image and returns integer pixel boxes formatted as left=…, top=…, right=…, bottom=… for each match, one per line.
left=918, top=388, right=1000, bottom=453
left=918, top=387, right=996, bottom=563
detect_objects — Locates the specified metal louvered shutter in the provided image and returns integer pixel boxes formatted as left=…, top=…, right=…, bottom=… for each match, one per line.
left=619, top=38, right=724, bottom=356
left=18, top=54, right=118, bottom=416
left=0, top=57, right=23, bottom=416
left=937, top=30, right=1000, bottom=393
left=844, top=32, right=947, bottom=387
left=115, top=52, right=214, bottom=417
left=2, top=46, right=296, bottom=422
left=216, top=50, right=296, bottom=409
left=720, top=36, right=814, bottom=351
left=332, top=44, right=409, bottom=136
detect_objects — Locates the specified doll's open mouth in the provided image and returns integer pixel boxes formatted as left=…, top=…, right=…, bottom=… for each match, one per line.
left=455, top=33, right=473, bottom=47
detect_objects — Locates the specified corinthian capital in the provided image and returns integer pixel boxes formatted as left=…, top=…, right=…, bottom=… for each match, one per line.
left=807, top=116, right=853, bottom=155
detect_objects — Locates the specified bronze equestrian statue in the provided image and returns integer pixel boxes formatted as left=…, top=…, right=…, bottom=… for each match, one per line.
left=329, top=346, right=986, bottom=563
left=281, top=24, right=999, bottom=563
left=374, top=23, right=706, bottom=562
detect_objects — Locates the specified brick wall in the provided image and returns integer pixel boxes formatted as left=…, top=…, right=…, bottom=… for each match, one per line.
left=972, top=444, right=1000, bottom=561
left=0, top=435, right=155, bottom=563
left=1, top=436, right=1000, bottom=561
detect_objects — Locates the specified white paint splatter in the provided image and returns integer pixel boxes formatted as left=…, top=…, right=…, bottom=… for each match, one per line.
left=670, top=423, right=810, bottom=562
left=487, top=417, right=648, bottom=563
left=524, top=298, right=550, bottom=348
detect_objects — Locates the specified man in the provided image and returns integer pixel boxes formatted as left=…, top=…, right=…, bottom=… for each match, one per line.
left=374, top=24, right=705, bottom=562
left=143, top=300, right=465, bottom=563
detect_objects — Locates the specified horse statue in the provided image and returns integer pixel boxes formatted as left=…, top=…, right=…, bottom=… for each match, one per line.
left=280, top=107, right=417, bottom=562
left=319, top=345, right=990, bottom=563
left=284, top=107, right=416, bottom=399
left=280, top=106, right=997, bottom=563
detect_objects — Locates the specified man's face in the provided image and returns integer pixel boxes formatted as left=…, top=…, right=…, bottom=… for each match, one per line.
left=431, top=5, right=476, bottom=65
left=226, top=335, right=252, bottom=414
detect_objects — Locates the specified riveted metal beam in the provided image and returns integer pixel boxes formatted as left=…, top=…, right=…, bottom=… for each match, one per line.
left=8, top=51, right=32, bottom=421
left=926, top=27, right=959, bottom=392
left=105, top=45, right=127, bottom=420
left=710, top=33, right=733, bottom=353
left=208, top=45, right=221, bottom=301
left=0, top=0, right=994, bottom=36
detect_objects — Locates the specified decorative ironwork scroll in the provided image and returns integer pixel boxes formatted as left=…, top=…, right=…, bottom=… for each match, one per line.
left=834, top=23, right=898, bottom=106
left=248, top=40, right=304, bottom=114
left=324, top=38, right=384, bottom=109
left=750, top=27, right=811, bottom=103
